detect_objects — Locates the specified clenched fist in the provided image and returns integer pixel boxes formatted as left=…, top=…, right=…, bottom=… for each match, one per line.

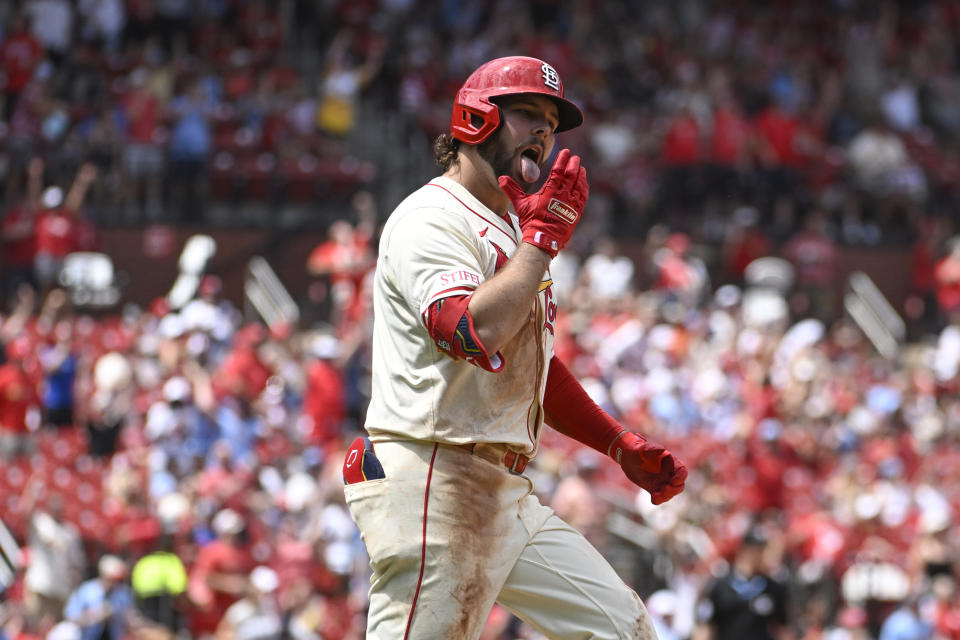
left=499, top=148, right=588, bottom=258
left=608, top=430, right=687, bottom=505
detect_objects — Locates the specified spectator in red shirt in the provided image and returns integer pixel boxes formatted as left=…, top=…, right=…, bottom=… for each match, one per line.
left=306, top=219, right=375, bottom=330
left=239, top=2, right=283, bottom=66
left=0, top=12, right=44, bottom=120
left=119, top=68, right=164, bottom=221
left=711, top=96, right=751, bottom=168
left=1, top=156, right=44, bottom=304
left=752, top=94, right=820, bottom=206
left=662, top=104, right=704, bottom=167
left=111, top=488, right=162, bottom=560
left=723, top=206, right=773, bottom=284
left=934, top=236, right=960, bottom=325
left=33, top=162, right=97, bottom=294
left=301, top=333, right=346, bottom=449
left=1, top=200, right=39, bottom=297
left=782, top=210, right=841, bottom=322
left=906, top=218, right=948, bottom=335
left=754, top=96, right=803, bottom=170
left=653, top=232, right=711, bottom=309
left=929, top=575, right=960, bottom=640
left=657, top=98, right=705, bottom=220
left=216, top=323, right=271, bottom=402
left=0, top=336, right=39, bottom=460
left=187, top=508, right=253, bottom=636
left=707, top=82, right=753, bottom=201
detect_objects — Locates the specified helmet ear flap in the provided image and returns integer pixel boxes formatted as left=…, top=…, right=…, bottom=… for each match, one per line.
left=450, top=90, right=502, bottom=144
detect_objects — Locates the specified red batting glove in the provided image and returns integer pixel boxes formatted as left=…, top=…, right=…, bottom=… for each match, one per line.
left=608, top=430, right=687, bottom=505
left=498, top=148, right=588, bottom=258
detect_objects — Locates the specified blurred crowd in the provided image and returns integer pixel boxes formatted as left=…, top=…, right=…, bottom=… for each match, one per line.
left=0, top=222, right=959, bottom=639
left=546, top=233, right=960, bottom=640
left=0, top=275, right=374, bottom=640
left=2, top=0, right=960, bottom=639
left=0, top=0, right=959, bottom=243
left=0, top=0, right=382, bottom=229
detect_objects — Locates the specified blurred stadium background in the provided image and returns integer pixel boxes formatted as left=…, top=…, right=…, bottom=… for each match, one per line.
left=1, top=0, right=960, bottom=639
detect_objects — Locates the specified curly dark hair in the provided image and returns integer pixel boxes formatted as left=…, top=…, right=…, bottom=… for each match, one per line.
left=433, top=133, right=460, bottom=172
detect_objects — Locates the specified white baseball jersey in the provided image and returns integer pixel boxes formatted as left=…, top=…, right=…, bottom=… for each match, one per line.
left=348, top=175, right=659, bottom=640
left=364, top=175, right=560, bottom=453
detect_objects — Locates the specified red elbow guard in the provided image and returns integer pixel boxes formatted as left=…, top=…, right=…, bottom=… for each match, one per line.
left=423, top=294, right=504, bottom=372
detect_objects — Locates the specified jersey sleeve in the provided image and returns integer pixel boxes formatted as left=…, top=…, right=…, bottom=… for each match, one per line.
left=383, top=206, right=486, bottom=315
left=382, top=206, right=504, bottom=371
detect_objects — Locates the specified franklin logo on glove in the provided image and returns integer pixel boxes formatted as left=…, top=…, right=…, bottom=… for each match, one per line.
left=499, top=148, right=588, bottom=258
left=547, top=198, right=578, bottom=223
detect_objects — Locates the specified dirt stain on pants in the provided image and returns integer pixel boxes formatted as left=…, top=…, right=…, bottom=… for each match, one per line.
left=443, top=452, right=507, bottom=638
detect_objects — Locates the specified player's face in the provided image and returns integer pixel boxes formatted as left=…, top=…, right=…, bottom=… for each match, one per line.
left=479, top=95, right=559, bottom=191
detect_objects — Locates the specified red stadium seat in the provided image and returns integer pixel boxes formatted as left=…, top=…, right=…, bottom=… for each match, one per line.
left=4, top=462, right=29, bottom=492
left=74, top=455, right=107, bottom=485
left=77, top=509, right=105, bottom=540
left=239, top=153, right=277, bottom=201
left=210, top=151, right=238, bottom=201
left=281, top=154, right=320, bottom=202
left=51, top=438, right=74, bottom=462
left=51, top=467, right=73, bottom=492
left=75, top=481, right=102, bottom=507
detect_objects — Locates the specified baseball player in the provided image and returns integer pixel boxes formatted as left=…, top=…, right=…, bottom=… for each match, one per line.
left=343, top=55, right=688, bottom=639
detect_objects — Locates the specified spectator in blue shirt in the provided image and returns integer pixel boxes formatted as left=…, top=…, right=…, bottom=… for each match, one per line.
left=878, top=597, right=934, bottom=640
left=63, top=555, right=136, bottom=640
left=167, top=80, right=213, bottom=224
left=40, top=321, right=78, bottom=429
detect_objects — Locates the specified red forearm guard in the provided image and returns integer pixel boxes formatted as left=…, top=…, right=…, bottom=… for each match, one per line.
left=543, top=356, right=625, bottom=454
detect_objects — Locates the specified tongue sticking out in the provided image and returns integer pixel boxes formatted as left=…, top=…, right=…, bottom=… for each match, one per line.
left=520, top=155, right=541, bottom=183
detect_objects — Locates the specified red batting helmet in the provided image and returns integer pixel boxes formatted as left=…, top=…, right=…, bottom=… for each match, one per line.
left=450, top=56, right=583, bottom=145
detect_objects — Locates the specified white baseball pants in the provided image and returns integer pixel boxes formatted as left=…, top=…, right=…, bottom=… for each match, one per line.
left=344, top=440, right=657, bottom=639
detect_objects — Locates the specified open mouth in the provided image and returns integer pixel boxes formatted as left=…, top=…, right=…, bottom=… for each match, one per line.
left=517, top=145, right=543, bottom=184
left=520, top=145, right=542, bottom=165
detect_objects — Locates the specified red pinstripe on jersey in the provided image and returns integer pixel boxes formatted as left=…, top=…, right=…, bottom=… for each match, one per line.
left=403, top=443, right=439, bottom=640
left=426, top=183, right=518, bottom=245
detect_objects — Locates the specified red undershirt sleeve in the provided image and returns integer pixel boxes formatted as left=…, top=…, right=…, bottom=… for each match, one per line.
left=543, top=355, right=626, bottom=456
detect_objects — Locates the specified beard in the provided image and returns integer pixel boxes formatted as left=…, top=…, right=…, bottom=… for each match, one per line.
left=477, top=130, right=516, bottom=182
left=477, top=130, right=544, bottom=192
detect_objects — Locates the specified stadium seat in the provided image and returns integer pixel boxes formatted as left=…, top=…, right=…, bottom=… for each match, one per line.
left=76, top=482, right=101, bottom=506
left=210, top=151, right=238, bottom=201
left=239, top=153, right=277, bottom=201
left=281, top=154, right=320, bottom=202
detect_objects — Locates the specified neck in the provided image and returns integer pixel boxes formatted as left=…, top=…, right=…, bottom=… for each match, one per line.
left=443, top=148, right=510, bottom=216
